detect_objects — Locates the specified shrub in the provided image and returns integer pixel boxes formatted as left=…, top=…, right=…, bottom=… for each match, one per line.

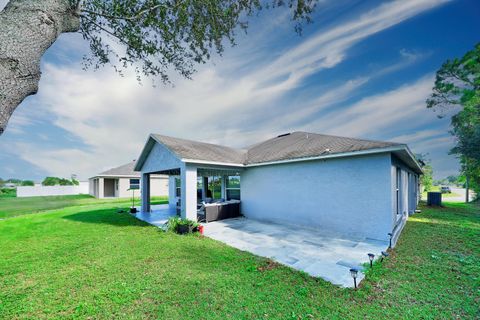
left=0, top=188, right=16, bottom=198
left=166, top=217, right=199, bottom=234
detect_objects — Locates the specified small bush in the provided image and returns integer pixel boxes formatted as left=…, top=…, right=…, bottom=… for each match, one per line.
left=0, top=188, right=16, bottom=198
left=166, top=217, right=199, bottom=234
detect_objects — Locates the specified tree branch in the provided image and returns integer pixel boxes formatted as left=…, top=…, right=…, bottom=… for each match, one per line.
left=81, top=2, right=184, bottom=21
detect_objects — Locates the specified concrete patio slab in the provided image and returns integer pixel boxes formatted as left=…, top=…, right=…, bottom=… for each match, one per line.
left=132, top=208, right=387, bottom=287
left=134, top=204, right=176, bottom=227
left=203, top=217, right=388, bottom=287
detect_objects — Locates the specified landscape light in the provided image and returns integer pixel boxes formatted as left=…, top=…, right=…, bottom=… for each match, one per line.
left=388, top=232, right=393, bottom=248
left=381, top=251, right=389, bottom=262
left=349, top=268, right=358, bottom=289
left=368, top=253, right=375, bottom=267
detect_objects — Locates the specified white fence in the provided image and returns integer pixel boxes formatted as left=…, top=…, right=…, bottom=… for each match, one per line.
left=16, top=182, right=89, bottom=197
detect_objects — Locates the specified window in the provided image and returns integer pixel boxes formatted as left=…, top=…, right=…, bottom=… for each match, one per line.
left=226, top=176, right=241, bottom=200
left=396, top=168, right=401, bottom=215
left=175, top=177, right=181, bottom=197
left=208, top=176, right=222, bottom=199
left=129, top=179, right=140, bottom=190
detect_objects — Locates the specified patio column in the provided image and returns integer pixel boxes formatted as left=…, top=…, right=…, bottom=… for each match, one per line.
left=181, top=164, right=197, bottom=221
left=221, top=175, right=227, bottom=200
left=98, top=178, right=104, bottom=198
left=168, top=176, right=177, bottom=210
left=141, top=173, right=150, bottom=213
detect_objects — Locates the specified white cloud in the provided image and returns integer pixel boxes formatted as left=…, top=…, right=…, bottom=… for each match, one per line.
left=299, top=76, right=436, bottom=137
left=4, top=0, right=451, bottom=179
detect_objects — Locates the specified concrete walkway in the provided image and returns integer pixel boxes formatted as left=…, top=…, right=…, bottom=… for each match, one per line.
left=132, top=207, right=388, bottom=287
left=204, top=218, right=388, bottom=287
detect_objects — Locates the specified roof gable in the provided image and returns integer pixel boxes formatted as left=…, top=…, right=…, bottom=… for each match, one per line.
left=152, top=134, right=246, bottom=165
left=98, top=161, right=138, bottom=176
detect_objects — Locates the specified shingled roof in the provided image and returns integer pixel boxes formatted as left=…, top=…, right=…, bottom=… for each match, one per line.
left=152, top=134, right=246, bottom=164
left=246, top=132, right=401, bottom=164
left=98, top=161, right=138, bottom=177
left=134, top=131, right=422, bottom=174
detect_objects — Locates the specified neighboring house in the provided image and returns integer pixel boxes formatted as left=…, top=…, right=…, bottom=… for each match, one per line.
left=89, top=161, right=168, bottom=198
left=134, top=132, right=422, bottom=246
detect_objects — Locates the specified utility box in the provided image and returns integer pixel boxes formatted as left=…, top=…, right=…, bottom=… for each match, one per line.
left=427, top=192, right=442, bottom=206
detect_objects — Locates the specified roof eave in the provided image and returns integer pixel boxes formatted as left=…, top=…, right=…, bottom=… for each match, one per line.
left=246, top=145, right=413, bottom=168
left=181, top=158, right=245, bottom=167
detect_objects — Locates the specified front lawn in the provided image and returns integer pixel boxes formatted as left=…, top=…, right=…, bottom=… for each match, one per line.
left=0, top=194, right=168, bottom=219
left=0, top=199, right=478, bottom=319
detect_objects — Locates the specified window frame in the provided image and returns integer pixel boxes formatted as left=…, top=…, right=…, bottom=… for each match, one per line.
left=129, top=178, right=140, bottom=190
left=225, top=175, right=241, bottom=200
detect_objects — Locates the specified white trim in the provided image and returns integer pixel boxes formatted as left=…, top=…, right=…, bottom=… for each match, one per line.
left=89, top=174, right=168, bottom=179
left=181, top=158, right=245, bottom=167
left=245, top=145, right=408, bottom=168
left=403, top=146, right=424, bottom=174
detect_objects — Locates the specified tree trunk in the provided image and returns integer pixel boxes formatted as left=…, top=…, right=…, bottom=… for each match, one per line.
left=0, top=0, right=80, bottom=135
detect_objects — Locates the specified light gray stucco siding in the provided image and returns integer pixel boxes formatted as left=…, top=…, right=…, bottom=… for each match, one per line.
left=241, top=153, right=393, bottom=241
left=390, top=155, right=420, bottom=246
left=141, top=142, right=182, bottom=174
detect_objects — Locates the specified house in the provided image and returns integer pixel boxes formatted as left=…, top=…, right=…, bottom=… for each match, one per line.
left=89, top=160, right=168, bottom=199
left=134, top=132, right=422, bottom=246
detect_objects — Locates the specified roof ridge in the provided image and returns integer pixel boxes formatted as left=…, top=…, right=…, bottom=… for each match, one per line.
left=152, top=133, right=246, bottom=153
left=289, top=131, right=403, bottom=146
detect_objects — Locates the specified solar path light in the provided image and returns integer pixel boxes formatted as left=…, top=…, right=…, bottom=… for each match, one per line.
left=381, top=251, right=389, bottom=262
left=368, top=253, right=375, bottom=267
left=349, top=268, right=359, bottom=289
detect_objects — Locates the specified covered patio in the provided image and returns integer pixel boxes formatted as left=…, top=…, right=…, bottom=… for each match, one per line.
left=134, top=134, right=246, bottom=222
left=140, top=165, right=243, bottom=222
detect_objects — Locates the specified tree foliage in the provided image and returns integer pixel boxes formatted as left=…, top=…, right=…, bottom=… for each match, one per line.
left=426, top=43, right=480, bottom=159
left=20, top=180, right=35, bottom=186
left=75, top=0, right=316, bottom=82
left=416, top=154, right=433, bottom=192
left=42, top=177, right=76, bottom=186
left=427, top=43, right=480, bottom=199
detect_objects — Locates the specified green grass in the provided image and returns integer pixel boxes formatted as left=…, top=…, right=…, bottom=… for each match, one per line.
left=0, top=194, right=168, bottom=219
left=0, top=199, right=478, bottom=319
left=421, top=186, right=462, bottom=199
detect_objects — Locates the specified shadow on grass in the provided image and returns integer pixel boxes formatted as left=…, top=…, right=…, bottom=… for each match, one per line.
left=63, top=208, right=149, bottom=227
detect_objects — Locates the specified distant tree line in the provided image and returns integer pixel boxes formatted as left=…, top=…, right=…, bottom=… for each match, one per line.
left=0, top=178, right=34, bottom=187
left=0, top=177, right=80, bottom=187
left=42, top=177, right=80, bottom=186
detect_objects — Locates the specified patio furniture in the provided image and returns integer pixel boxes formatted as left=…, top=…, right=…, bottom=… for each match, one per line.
left=198, top=200, right=241, bottom=222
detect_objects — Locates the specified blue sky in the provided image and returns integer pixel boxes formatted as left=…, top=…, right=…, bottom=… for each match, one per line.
left=0, top=0, right=479, bottom=181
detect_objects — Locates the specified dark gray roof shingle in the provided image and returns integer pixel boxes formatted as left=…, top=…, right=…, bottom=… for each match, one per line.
left=152, top=134, right=246, bottom=164
left=149, top=131, right=403, bottom=165
left=99, top=161, right=138, bottom=176
left=246, top=132, right=402, bottom=164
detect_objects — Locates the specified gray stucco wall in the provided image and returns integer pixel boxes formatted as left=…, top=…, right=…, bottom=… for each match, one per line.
left=241, top=153, right=393, bottom=241
left=141, top=142, right=183, bottom=174
left=390, top=155, right=420, bottom=246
